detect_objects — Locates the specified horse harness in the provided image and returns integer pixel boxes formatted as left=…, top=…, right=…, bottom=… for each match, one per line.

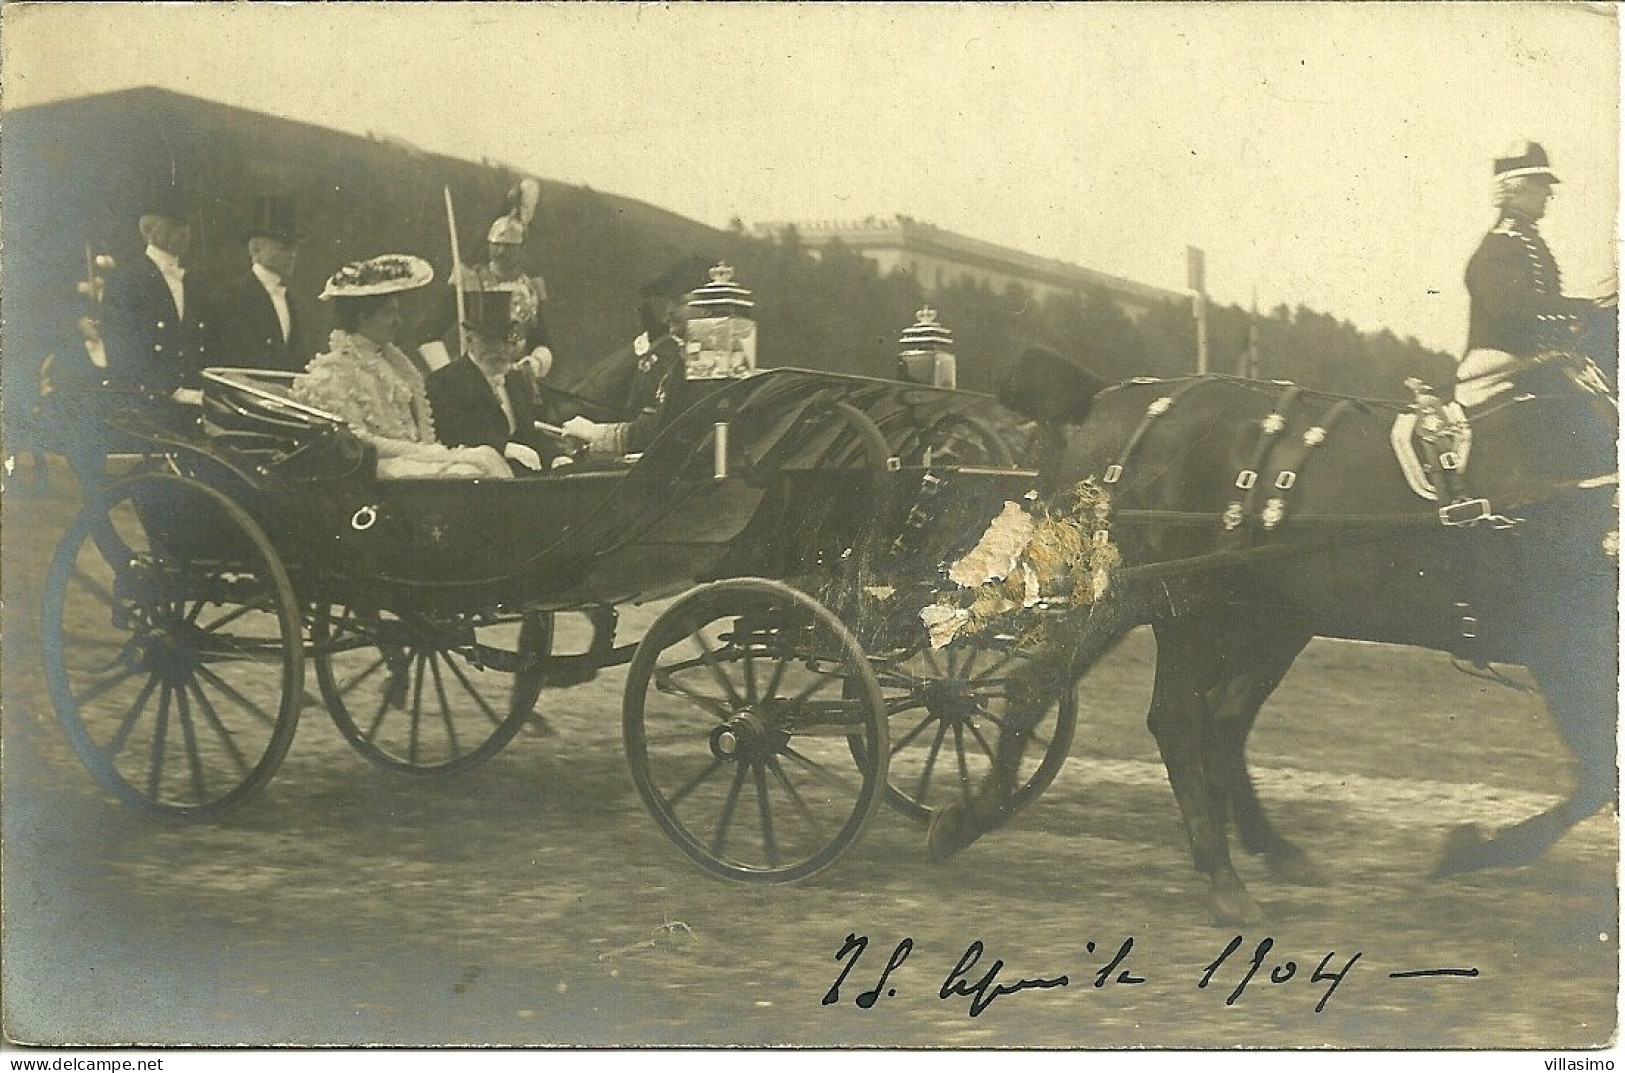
left=1093, top=374, right=1606, bottom=667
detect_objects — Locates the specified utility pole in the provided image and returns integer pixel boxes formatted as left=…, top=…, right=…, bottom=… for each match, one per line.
left=1243, top=287, right=1261, bottom=379
left=1187, top=245, right=1209, bottom=375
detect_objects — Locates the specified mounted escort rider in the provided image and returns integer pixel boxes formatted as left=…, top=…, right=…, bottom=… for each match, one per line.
left=1456, top=140, right=1616, bottom=408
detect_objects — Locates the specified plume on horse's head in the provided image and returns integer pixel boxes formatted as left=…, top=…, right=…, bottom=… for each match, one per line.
left=997, top=345, right=1114, bottom=425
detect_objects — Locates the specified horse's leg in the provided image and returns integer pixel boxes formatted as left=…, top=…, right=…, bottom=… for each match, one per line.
left=1434, top=645, right=1618, bottom=876
left=1436, top=526, right=1618, bottom=877
left=1148, top=618, right=1263, bottom=927
left=926, top=604, right=1123, bottom=861
left=1207, top=628, right=1323, bottom=885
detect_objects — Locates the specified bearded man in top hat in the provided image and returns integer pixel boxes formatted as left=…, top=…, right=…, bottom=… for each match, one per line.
left=100, top=182, right=209, bottom=403
left=206, top=195, right=308, bottom=372
left=425, top=289, right=554, bottom=474
left=415, top=206, right=554, bottom=379
left=1457, top=139, right=1615, bottom=407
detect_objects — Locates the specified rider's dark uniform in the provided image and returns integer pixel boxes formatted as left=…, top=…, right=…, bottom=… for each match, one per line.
left=1457, top=141, right=1599, bottom=408
left=1464, top=209, right=1591, bottom=366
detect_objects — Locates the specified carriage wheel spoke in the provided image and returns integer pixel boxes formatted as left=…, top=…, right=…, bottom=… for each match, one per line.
left=653, top=669, right=734, bottom=721
left=174, top=680, right=209, bottom=804
left=197, top=594, right=273, bottom=635
left=186, top=677, right=252, bottom=778
left=952, top=723, right=974, bottom=802
left=74, top=665, right=141, bottom=708
left=765, top=755, right=824, bottom=835
left=888, top=708, right=938, bottom=754
left=441, top=650, right=504, bottom=730
left=667, top=756, right=726, bottom=808
left=335, top=653, right=389, bottom=700
left=740, top=643, right=760, bottom=704
left=760, top=649, right=791, bottom=706
left=780, top=744, right=861, bottom=796
left=709, top=763, right=749, bottom=856
left=752, top=762, right=780, bottom=867
left=428, top=652, right=461, bottom=758
left=408, top=651, right=429, bottom=766
left=195, top=665, right=280, bottom=729
left=106, top=673, right=162, bottom=758
left=913, top=720, right=951, bottom=804
left=71, top=566, right=119, bottom=610
left=964, top=717, right=998, bottom=762
left=787, top=666, right=841, bottom=706
left=146, top=683, right=173, bottom=800
left=687, top=620, right=745, bottom=709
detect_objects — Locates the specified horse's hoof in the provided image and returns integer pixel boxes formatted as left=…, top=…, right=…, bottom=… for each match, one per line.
left=1268, top=847, right=1328, bottom=887
left=1209, top=876, right=1266, bottom=927
left=1431, top=823, right=1492, bottom=878
left=927, top=803, right=981, bottom=862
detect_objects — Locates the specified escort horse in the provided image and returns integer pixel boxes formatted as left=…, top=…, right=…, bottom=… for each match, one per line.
left=927, top=345, right=1619, bottom=926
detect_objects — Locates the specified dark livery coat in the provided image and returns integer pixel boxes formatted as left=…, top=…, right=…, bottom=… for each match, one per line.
left=1464, top=209, right=1593, bottom=359
left=206, top=270, right=307, bottom=372
left=621, top=332, right=686, bottom=454
left=100, top=253, right=208, bottom=394
left=425, top=356, right=548, bottom=459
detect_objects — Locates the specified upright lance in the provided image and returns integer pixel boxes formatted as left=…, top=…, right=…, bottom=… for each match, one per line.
left=443, top=185, right=468, bottom=369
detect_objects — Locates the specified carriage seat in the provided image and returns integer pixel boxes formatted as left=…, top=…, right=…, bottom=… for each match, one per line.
left=200, top=367, right=376, bottom=483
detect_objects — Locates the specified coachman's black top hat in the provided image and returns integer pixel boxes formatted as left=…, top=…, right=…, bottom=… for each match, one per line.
left=140, top=175, right=190, bottom=221
left=245, top=194, right=304, bottom=243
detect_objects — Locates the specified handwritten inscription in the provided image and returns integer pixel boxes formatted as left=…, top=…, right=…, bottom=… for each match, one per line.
left=822, top=933, right=1479, bottom=1017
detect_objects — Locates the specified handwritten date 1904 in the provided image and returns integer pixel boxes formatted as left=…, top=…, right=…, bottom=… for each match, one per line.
left=823, top=933, right=1477, bottom=1017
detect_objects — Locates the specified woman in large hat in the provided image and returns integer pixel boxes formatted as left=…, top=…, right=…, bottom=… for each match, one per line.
left=290, top=255, right=510, bottom=479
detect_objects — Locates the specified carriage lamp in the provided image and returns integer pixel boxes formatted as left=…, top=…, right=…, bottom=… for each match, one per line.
left=897, top=307, right=957, bottom=389
left=685, top=263, right=757, bottom=380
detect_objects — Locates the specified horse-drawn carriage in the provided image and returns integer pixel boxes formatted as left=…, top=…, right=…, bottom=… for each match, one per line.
left=41, top=365, right=1075, bottom=882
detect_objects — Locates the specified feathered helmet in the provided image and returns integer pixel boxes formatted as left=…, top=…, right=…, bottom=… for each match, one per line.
left=487, top=178, right=541, bottom=245
left=318, top=254, right=434, bottom=300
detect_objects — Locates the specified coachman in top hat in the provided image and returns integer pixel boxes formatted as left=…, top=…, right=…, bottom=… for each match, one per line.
left=206, top=194, right=308, bottom=372
left=99, top=178, right=209, bottom=401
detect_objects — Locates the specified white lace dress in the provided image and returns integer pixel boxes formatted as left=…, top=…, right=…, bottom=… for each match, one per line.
left=291, top=330, right=509, bottom=479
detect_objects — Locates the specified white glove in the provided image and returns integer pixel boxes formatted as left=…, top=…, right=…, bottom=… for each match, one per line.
left=503, top=441, right=543, bottom=471
left=518, top=346, right=553, bottom=380
left=561, top=416, right=604, bottom=441
left=171, top=387, right=205, bottom=407
left=417, top=341, right=452, bottom=371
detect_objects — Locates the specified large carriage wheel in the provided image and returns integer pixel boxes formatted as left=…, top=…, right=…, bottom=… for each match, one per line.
left=861, top=634, right=1076, bottom=824
left=311, top=605, right=551, bottom=775
left=42, top=471, right=304, bottom=820
left=623, top=578, right=888, bottom=883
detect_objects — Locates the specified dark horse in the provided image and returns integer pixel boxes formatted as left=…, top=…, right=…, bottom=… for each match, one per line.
left=929, top=346, right=1618, bottom=926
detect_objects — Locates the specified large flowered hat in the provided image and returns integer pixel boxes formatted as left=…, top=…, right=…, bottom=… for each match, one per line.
left=318, top=254, right=434, bottom=300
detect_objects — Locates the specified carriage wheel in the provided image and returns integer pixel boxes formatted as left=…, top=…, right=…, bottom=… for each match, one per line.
left=623, top=579, right=888, bottom=883
left=312, top=606, right=552, bottom=775
left=861, top=634, right=1076, bottom=823
left=42, top=471, right=304, bottom=820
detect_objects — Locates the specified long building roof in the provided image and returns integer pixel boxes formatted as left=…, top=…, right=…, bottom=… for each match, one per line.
left=751, top=215, right=1184, bottom=307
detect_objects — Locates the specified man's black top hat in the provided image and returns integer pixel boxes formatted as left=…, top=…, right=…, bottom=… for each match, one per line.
left=640, top=255, right=714, bottom=302
left=140, top=175, right=190, bottom=221
left=245, top=194, right=304, bottom=243
left=461, top=289, right=519, bottom=343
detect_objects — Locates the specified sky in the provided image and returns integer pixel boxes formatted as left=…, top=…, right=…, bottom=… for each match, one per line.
left=2, top=1, right=1618, bottom=355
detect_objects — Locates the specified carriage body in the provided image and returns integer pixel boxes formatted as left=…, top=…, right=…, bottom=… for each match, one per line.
left=45, top=361, right=1070, bottom=882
